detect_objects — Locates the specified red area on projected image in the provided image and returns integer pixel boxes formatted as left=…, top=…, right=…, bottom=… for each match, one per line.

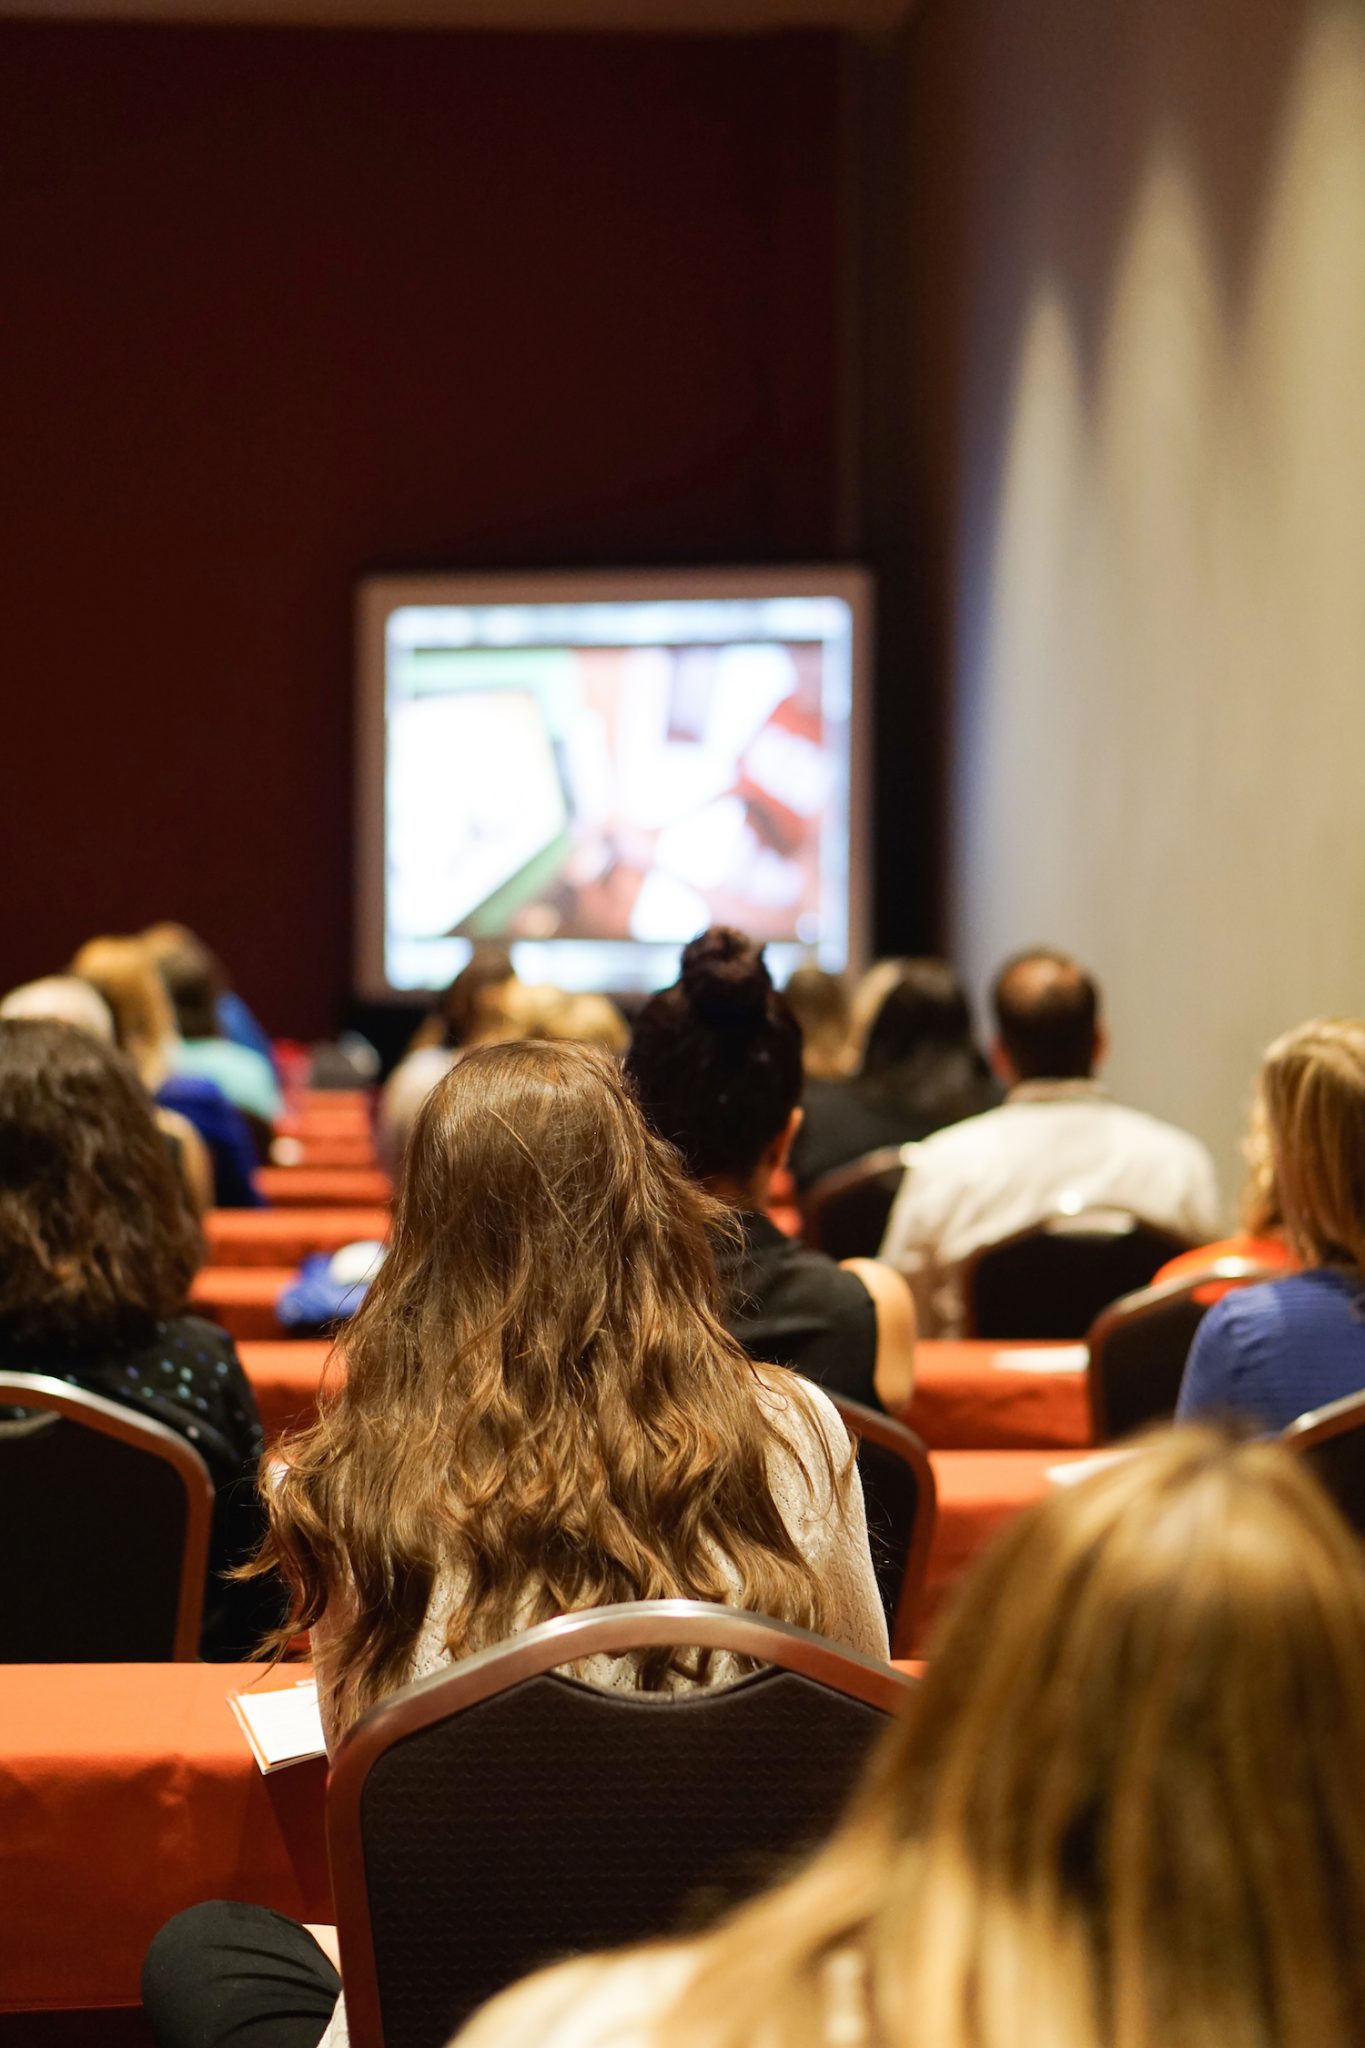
left=387, top=640, right=832, bottom=949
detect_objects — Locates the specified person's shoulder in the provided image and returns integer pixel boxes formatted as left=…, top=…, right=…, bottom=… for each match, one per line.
left=1105, top=1098, right=1212, bottom=1163
left=1199, top=1272, right=1303, bottom=1348
left=905, top=1099, right=1012, bottom=1162
left=165, top=1312, right=242, bottom=1359
left=158, top=1070, right=230, bottom=1110
left=753, top=1362, right=853, bottom=1453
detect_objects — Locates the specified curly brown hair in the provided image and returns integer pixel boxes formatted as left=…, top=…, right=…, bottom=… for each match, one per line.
left=0, top=1018, right=202, bottom=1361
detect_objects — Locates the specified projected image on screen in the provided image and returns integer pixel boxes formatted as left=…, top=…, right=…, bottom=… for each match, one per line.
left=369, top=584, right=862, bottom=994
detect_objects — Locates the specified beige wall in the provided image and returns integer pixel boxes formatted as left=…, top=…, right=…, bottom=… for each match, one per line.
left=902, top=0, right=1365, bottom=1209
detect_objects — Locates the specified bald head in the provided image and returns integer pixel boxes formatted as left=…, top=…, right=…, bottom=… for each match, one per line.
left=991, top=949, right=1100, bottom=1082
left=0, top=975, right=115, bottom=1042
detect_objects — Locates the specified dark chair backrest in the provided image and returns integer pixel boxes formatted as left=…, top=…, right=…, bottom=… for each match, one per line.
left=963, top=1209, right=1194, bottom=1340
left=801, top=1146, right=911, bottom=1261
left=823, top=1392, right=936, bottom=1657
left=0, top=1372, right=213, bottom=1661
left=1086, top=1260, right=1283, bottom=1442
left=328, top=1599, right=914, bottom=2048
left=1283, top=1388, right=1365, bottom=1539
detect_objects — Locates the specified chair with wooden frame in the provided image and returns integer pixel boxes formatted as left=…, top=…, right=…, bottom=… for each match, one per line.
left=1086, top=1259, right=1283, bottom=1442
left=0, top=1373, right=213, bottom=1660
left=824, top=1391, right=936, bottom=1657
left=962, top=1207, right=1195, bottom=1341
left=800, top=1145, right=913, bottom=1262
left=327, top=1599, right=915, bottom=2048
left=1283, top=1386, right=1365, bottom=1539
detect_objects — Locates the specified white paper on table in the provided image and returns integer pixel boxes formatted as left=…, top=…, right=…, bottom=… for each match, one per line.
left=229, top=1680, right=326, bottom=1774
left=991, top=1345, right=1089, bottom=1374
left=1046, top=1449, right=1137, bottom=1488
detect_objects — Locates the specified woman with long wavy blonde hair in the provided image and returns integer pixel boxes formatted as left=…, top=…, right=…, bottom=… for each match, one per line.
left=143, top=1038, right=885, bottom=2048
left=451, top=1428, right=1365, bottom=2048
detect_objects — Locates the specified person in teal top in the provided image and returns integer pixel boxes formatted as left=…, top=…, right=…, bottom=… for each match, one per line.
left=148, top=928, right=283, bottom=1125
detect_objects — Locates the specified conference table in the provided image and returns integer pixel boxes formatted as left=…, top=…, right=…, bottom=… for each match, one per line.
left=0, top=1662, right=331, bottom=2018
left=254, top=1166, right=394, bottom=1208
left=239, top=1338, right=1094, bottom=1455
left=203, top=1208, right=392, bottom=1270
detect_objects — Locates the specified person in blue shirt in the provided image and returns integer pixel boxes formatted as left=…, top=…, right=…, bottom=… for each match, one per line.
left=1178, top=1018, right=1365, bottom=1433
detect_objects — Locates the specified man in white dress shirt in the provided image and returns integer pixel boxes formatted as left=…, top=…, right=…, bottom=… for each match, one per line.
left=878, top=949, right=1219, bottom=1336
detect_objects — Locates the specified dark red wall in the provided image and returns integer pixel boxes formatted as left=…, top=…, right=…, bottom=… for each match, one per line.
left=0, top=24, right=843, bottom=1033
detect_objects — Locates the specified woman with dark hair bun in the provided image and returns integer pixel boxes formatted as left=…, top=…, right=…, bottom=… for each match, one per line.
left=627, top=930, right=915, bottom=1413
left=792, top=959, right=1000, bottom=1192
left=0, top=1017, right=274, bottom=1658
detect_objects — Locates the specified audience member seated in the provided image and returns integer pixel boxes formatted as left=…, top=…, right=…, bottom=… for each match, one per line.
left=142, top=1037, right=886, bottom=2048
left=782, top=965, right=856, bottom=1081
left=382, top=970, right=628, bottom=1172
left=0, top=1018, right=275, bottom=1659
left=2, top=972, right=214, bottom=1215
left=792, top=959, right=1000, bottom=1190
left=535, top=987, right=630, bottom=1055
left=378, top=945, right=518, bottom=1170
left=626, top=929, right=915, bottom=1413
left=880, top=948, right=1219, bottom=1335
left=1178, top=1019, right=1365, bottom=1431
left=1155, top=1061, right=1296, bottom=1288
left=144, top=926, right=283, bottom=1125
left=449, top=1428, right=1365, bottom=2048
left=143, top=920, right=278, bottom=1072
left=72, top=934, right=263, bottom=1207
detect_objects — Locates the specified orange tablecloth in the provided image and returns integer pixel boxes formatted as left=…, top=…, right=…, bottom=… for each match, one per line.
left=244, top=1340, right=335, bottom=1440
left=238, top=1342, right=1090, bottom=1456
left=282, top=1135, right=379, bottom=1169
left=204, top=1208, right=391, bottom=1270
left=191, top=1268, right=296, bottom=1340
left=916, top=1449, right=1094, bottom=1649
left=904, top=1342, right=1091, bottom=1451
left=0, top=1663, right=329, bottom=2013
left=291, top=1091, right=372, bottom=1136
left=256, top=1166, right=394, bottom=1208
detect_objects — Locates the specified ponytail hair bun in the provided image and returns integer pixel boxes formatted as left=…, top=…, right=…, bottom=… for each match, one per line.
left=680, top=927, right=772, bottom=1032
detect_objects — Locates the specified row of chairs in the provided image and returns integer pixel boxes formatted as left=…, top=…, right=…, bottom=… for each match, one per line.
left=0, top=1380, right=937, bottom=1665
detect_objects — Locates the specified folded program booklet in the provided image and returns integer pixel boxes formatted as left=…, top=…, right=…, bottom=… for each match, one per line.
left=229, top=1679, right=327, bottom=1774
left=991, top=1344, right=1089, bottom=1373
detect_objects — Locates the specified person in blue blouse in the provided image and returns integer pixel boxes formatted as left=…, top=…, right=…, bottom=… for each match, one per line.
left=1177, top=1019, right=1365, bottom=1434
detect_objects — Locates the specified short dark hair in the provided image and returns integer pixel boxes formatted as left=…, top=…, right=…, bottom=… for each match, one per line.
left=0, top=1018, right=202, bottom=1359
left=153, top=935, right=222, bottom=1040
left=862, top=960, right=973, bottom=1079
left=991, top=949, right=1100, bottom=1081
left=626, top=928, right=803, bottom=1183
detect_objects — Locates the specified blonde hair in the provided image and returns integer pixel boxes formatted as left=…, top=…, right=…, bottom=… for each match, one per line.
left=1260, top=1019, right=1365, bottom=1272
left=848, top=959, right=908, bottom=1062
left=69, top=936, right=178, bottom=1089
left=533, top=989, right=630, bottom=1055
left=783, top=967, right=855, bottom=1081
left=467, top=982, right=631, bottom=1055
left=637, top=1430, right=1365, bottom=2048
left=1239, top=1077, right=1281, bottom=1237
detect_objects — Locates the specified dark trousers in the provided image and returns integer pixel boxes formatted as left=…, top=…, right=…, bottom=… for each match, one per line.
left=142, top=1901, right=341, bottom=2048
